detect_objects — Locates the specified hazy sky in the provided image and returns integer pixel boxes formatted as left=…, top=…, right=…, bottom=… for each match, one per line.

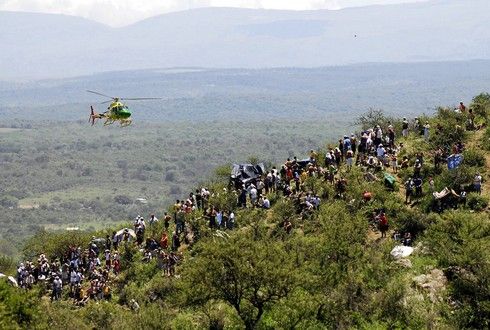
left=0, top=0, right=429, bottom=26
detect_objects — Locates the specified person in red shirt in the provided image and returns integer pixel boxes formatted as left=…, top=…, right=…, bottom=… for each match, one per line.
left=160, top=232, right=169, bottom=250
left=459, top=101, right=466, bottom=113
left=379, top=212, right=388, bottom=238
left=362, top=190, right=373, bottom=203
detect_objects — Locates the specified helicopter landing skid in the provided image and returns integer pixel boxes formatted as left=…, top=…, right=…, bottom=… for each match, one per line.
left=120, top=119, right=132, bottom=127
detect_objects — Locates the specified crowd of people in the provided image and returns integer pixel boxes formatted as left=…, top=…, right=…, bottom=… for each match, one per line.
left=16, top=241, right=116, bottom=304
left=13, top=102, right=485, bottom=305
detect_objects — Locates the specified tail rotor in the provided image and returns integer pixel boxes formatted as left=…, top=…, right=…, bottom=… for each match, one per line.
left=89, top=106, right=98, bottom=126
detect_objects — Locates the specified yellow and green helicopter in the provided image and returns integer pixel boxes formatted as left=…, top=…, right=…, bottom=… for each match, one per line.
left=87, top=90, right=161, bottom=127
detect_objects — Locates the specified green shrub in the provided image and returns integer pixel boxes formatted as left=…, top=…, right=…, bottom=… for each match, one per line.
left=467, top=193, right=489, bottom=211
left=438, top=166, right=473, bottom=190
left=0, top=281, right=43, bottom=328
left=0, top=255, right=15, bottom=274
left=482, top=127, right=490, bottom=151
left=471, top=92, right=490, bottom=122
left=430, top=107, right=467, bottom=148
left=463, top=149, right=486, bottom=167
left=355, top=108, right=396, bottom=131
left=22, top=230, right=92, bottom=260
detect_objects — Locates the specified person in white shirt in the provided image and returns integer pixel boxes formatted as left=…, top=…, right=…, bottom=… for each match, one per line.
left=313, top=195, right=321, bottom=209
left=229, top=211, right=235, bottom=229
left=474, top=173, right=482, bottom=194
left=149, top=214, right=159, bottom=225
left=424, top=122, right=430, bottom=141
left=376, top=144, right=386, bottom=161
left=249, top=186, right=258, bottom=206
left=262, top=197, right=270, bottom=209
left=52, top=276, right=63, bottom=301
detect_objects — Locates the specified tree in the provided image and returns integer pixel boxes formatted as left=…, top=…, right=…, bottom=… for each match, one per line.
left=471, top=92, right=490, bottom=122
left=355, top=108, right=394, bottom=131
left=424, top=211, right=490, bottom=329
left=0, top=281, right=43, bottom=328
left=114, top=195, right=132, bottom=205
left=180, top=225, right=301, bottom=329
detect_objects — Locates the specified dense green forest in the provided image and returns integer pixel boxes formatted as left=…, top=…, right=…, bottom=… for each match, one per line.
left=0, top=93, right=488, bottom=329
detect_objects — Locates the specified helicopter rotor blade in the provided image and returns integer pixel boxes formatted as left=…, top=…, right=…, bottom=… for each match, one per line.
left=87, top=90, right=115, bottom=99
left=100, top=100, right=112, bottom=105
left=120, top=97, right=162, bottom=101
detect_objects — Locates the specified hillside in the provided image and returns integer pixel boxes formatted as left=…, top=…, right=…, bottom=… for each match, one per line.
left=1, top=0, right=489, bottom=79
left=1, top=62, right=489, bottom=258
left=0, top=93, right=488, bottom=329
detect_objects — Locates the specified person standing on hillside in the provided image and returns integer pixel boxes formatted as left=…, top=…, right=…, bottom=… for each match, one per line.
left=249, top=185, right=258, bottom=206
left=405, top=178, right=414, bottom=204
left=413, top=177, right=423, bottom=197
left=256, top=179, right=265, bottom=196
left=172, top=200, right=181, bottom=223
left=334, top=148, right=342, bottom=167
left=195, top=189, right=202, bottom=210
left=350, top=134, right=357, bottom=155
left=343, top=136, right=351, bottom=155
left=112, top=231, right=119, bottom=251
left=379, top=212, right=388, bottom=238
left=388, top=128, right=395, bottom=148
left=459, top=101, right=467, bottom=113
left=402, top=117, right=409, bottom=137
left=474, top=172, right=482, bottom=195
left=376, top=144, right=386, bottom=162
left=163, top=212, right=171, bottom=232
left=160, top=232, right=169, bottom=250
left=345, top=148, right=354, bottom=171
left=337, top=140, right=344, bottom=162
left=149, top=214, right=158, bottom=235
left=310, top=149, right=318, bottom=163
left=172, top=231, right=180, bottom=251
left=52, top=276, right=63, bottom=301
left=375, top=125, right=383, bottom=146
left=391, top=152, right=398, bottom=173
left=424, top=121, right=430, bottom=141
left=414, top=117, right=421, bottom=134
left=228, top=211, right=235, bottom=229
left=105, top=234, right=112, bottom=251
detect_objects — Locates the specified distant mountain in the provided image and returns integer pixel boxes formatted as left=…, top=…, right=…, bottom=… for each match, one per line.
left=1, top=0, right=489, bottom=79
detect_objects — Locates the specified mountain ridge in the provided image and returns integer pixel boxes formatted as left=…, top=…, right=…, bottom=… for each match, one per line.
left=1, top=0, right=489, bottom=79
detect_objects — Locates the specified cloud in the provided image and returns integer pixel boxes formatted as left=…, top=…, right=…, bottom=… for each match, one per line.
left=0, top=0, right=427, bottom=26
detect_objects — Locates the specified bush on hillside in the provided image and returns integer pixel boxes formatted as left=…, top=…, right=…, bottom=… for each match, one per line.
left=0, top=255, right=15, bottom=274
left=430, top=107, right=467, bottom=149
left=466, top=193, right=488, bottom=211
left=22, top=230, right=92, bottom=260
left=114, top=195, right=132, bottom=205
left=0, top=281, right=43, bottom=328
left=424, top=211, right=490, bottom=329
left=355, top=108, right=397, bottom=131
left=437, top=166, right=473, bottom=191
left=462, top=149, right=486, bottom=167
left=482, top=127, right=490, bottom=151
left=471, top=92, right=490, bottom=122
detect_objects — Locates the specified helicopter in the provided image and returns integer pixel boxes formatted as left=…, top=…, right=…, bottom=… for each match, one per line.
left=87, top=90, right=161, bottom=127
